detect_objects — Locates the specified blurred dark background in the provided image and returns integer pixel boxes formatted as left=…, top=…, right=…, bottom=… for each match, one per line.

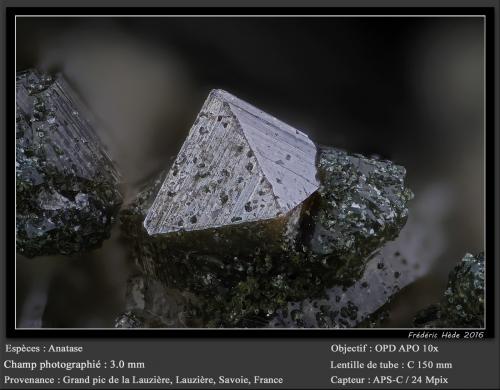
left=15, top=17, right=484, bottom=327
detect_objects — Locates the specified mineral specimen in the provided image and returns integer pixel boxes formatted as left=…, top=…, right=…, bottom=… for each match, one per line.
left=144, top=89, right=319, bottom=236
left=303, top=147, right=413, bottom=285
left=414, top=252, right=485, bottom=328
left=269, top=201, right=443, bottom=328
left=121, top=90, right=412, bottom=327
left=16, top=69, right=122, bottom=258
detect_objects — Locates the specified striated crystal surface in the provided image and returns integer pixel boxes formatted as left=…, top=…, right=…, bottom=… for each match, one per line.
left=16, top=69, right=122, bottom=257
left=120, top=91, right=413, bottom=327
left=144, top=89, right=319, bottom=236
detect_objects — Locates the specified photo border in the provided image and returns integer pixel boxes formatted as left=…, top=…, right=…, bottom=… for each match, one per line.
left=5, top=6, right=496, bottom=339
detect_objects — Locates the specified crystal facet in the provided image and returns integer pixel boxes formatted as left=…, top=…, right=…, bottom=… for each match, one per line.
left=120, top=90, right=413, bottom=327
left=16, top=69, right=122, bottom=257
left=144, top=89, right=319, bottom=236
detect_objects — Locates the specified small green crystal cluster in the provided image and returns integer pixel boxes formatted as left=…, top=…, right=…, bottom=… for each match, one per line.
left=306, top=147, right=414, bottom=285
left=120, top=147, right=413, bottom=327
left=16, top=70, right=122, bottom=258
left=414, top=252, right=485, bottom=328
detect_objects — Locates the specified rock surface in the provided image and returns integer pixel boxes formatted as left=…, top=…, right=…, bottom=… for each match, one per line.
left=414, top=252, right=485, bottom=328
left=114, top=273, right=201, bottom=328
left=303, top=146, right=413, bottom=285
left=16, top=69, right=122, bottom=257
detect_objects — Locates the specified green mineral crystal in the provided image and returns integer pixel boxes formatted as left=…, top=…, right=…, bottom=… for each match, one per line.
left=414, top=252, right=485, bottom=328
left=304, top=146, right=413, bottom=285
left=16, top=69, right=122, bottom=257
left=120, top=90, right=412, bottom=327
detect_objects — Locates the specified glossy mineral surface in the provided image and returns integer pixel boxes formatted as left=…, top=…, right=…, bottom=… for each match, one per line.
left=121, top=99, right=413, bottom=327
left=16, top=69, right=122, bottom=257
left=144, top=89, right=319, bottom=236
